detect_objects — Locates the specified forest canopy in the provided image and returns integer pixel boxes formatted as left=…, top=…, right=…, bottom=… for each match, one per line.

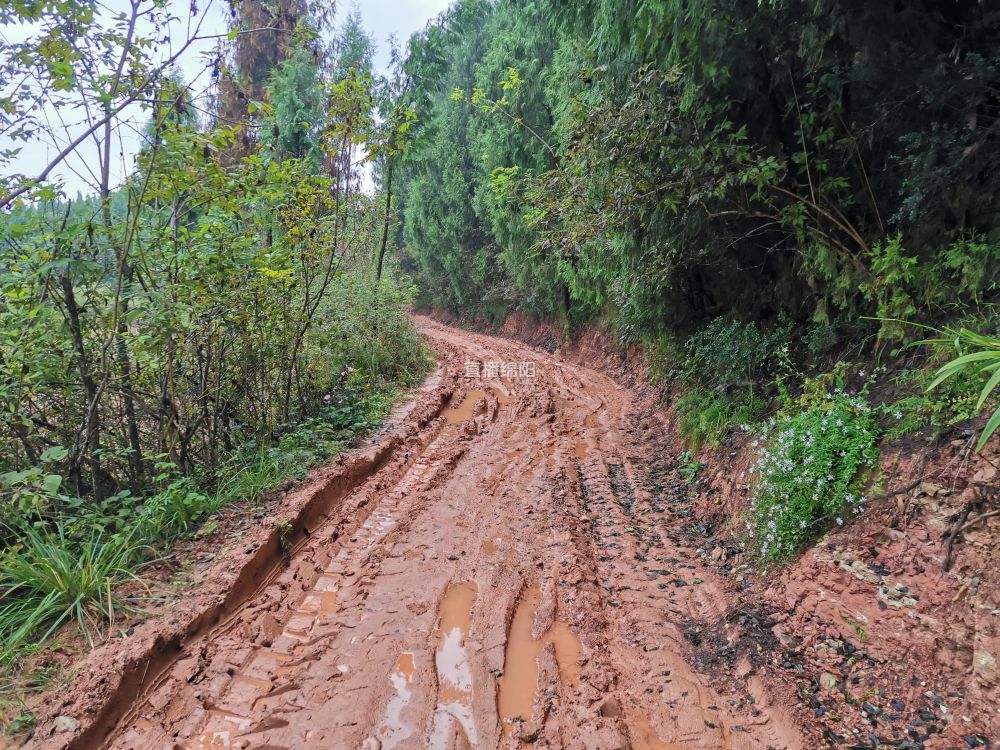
left=395, top=0, right=1000, bottom=340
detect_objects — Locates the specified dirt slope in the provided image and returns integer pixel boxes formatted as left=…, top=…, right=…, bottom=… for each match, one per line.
left=26, top=317, right=807, bottom=750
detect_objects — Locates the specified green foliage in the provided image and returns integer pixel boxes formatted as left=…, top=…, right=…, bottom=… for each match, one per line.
left=882, top=364, right=987, bottom=442
left=136, top=469, right=213, bottom=542
left=396, top=0, right=1000, bottom=350
left=663, top=318, right=790, bottom=451
left=923, top=328, right=1000, bottom=450
left=0, top=524, right=144, bottom=663
left=263, top=48, right=325, bottom=164
left=645, top=334, right=683, bottom=387
left=331, top=8, right=376, bottom=82
left=0, top=0, right=431, bottom=684
left=677, top=451, right=701, bottom=483
left=675, top=387, right=767, bottom=453
left=748, top=388, right=880, bottom=561
left=804, top=322, right=839, bottom=356
left=861, top=235, right=1000, bottom=341
left=0, top=463, right=66, bottom=527
left=681, top=318, right=791, bottom=387
left=862, top=235, right=922, bottom=341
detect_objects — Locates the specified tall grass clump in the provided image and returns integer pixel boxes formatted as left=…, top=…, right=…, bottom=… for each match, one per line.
left=923, top=327, right=1000, bottom=450
left=0, top=524, right=144, bottom=664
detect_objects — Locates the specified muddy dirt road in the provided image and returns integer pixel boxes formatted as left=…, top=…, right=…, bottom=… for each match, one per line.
left=91, top=318, right=805, bottom=750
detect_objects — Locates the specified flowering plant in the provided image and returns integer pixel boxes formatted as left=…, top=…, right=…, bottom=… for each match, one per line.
left=747, top=388, right=880, bottom=561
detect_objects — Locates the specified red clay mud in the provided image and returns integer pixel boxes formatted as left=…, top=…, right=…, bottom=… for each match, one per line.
left=22, top=318, right=813, bottom=750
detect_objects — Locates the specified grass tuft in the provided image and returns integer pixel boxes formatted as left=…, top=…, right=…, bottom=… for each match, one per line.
left=0, top=523, right=144, bottom=665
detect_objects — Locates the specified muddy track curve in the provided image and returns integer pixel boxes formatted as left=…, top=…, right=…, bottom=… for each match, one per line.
left=56, top=318, right=806, bottom=750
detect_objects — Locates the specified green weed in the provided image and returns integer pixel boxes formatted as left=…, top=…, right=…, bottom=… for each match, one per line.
left=922, top=327, right=1000, bottom=449
left=682, top=317, right=791, bottom=387
left=675, top=387, right=767, bottom=452
left=677, top=451, right=701, bottom=483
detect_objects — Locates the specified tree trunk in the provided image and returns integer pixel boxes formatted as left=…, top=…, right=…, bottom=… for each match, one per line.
left=376, top=157, right=394, bottom=284
left=117, top=264, right=144, bottom=492
left=61, top=270, right=113, bottom=498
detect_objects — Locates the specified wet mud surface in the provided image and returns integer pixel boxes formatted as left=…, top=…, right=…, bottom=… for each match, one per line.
left=25, top=318, right=811, bottom=750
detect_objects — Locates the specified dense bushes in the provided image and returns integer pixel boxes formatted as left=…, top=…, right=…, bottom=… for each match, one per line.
left=660, top=318, right=789, bottom=450
left=0, top=346, right=417, bottom=670
left=651, top=310, right=997, bottom=560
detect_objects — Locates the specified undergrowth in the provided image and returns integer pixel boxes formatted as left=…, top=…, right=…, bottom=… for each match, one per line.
left=675, top=387, right=768, bottom=452
left=746, top=385, right=880, bottom=561
left=0, top=524, right=146, bottom=664
left=652, top=310, right=997, bottom=563
left=0, top=362, right=424, bottom=686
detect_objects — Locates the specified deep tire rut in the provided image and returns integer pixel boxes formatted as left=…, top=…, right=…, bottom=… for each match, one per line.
left=38, top=318, right=806, bottom=750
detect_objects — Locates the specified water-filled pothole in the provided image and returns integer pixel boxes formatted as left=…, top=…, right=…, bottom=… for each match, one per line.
left=428, top=581, right=479, bottom=747
left=443, top=389, right=486, bottom=423
left=375, top=651, right=416, bottom=748
left=497, top=584, right=583, bottom=735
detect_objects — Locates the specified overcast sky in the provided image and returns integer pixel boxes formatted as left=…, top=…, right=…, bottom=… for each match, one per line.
left=362, top=0, right=452, bottom=73
left=2, top=0, right=452, bottom=199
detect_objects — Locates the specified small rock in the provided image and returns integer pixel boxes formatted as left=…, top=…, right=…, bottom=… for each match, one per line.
left=54, top=716, right=79, bottom=733
left=820, top=672, right=839, bottom=690
left=599, top=697, right=623, bottom=718
left=861, top=701, right=881, bottom=716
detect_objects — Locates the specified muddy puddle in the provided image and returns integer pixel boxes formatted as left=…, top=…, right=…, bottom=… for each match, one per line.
left=376, top=652, right=417, bottom=748
left=299, top=589, right=338, bottom=613
left=443, top=389, right=487, bottom=423
left=492, top=381, right=515, bottom=404
left=429, top=581, right=479, bottom=748
left=498, top=585, right=583, bottom=735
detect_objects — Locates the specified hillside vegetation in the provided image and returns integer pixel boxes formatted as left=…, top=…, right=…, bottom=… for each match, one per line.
left=397, top=0, right=999, bottom=337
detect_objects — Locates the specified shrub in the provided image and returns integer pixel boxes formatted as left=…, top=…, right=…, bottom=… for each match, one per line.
left=883, top=364, right=986, bottom=441
left=0, top=447, right=70, bottom=533
left=134, top=468, right=214, bottom=543
left=682, top=317, right=791, bottom=387
left=747, top=389, right=880, bottom=561
left=882, top=322, right=997, bottom=441
left=646, top=333, right=683, bottom=387
left=804, top=321, right=838, bottom=356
